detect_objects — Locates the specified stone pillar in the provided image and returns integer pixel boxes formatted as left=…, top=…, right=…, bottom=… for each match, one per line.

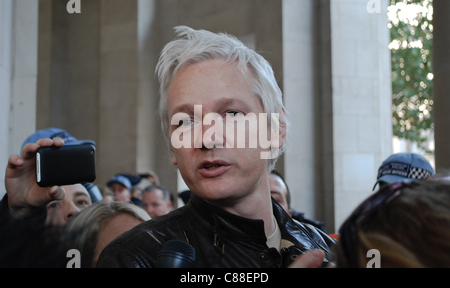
left=283, top=0, right=392, bottom=232
left=97, top=0, right=139, bottom=186
left=137, top=0, right=157, bottom=174
left=0, top=0, right=39, bottom=198
left=283, top=0, right=320, bottom=225
left=433, top=0, right=450, bottom=173
left=0, top=0, right=13, bottom=197
left=329, top=0, right=392, bottom=231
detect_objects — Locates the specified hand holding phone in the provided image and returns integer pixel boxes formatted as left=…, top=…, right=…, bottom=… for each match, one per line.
left=4, top=138, right=66, bottom=219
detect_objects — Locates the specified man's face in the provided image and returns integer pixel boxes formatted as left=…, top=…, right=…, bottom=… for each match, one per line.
left=167, top=58, right=279, bottom=205
left=109, top=182, right=131, bottom=202
left=269, top=174, right=291, bottom=216
left=46, top=184, right=92, bottom=226
left=141, top=189, right=172, bottom=218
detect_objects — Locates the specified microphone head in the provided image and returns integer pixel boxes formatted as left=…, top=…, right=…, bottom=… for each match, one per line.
left=156, top=240, right=195, bottom=268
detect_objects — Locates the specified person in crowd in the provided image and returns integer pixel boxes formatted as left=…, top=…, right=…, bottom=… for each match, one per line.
left=137, top=170, right=161, bottom=185
left=106, top=175, right=133, bottom=203
left=334, top=178, right=450, bottom=268
left=116, top=173, right=145, bottom=205
left=97, top=26, right=334, bottom=268
left=269, top=170, right=326, bottom=232
left=268, top=170, right=291, bottom=215
left=0, top=128, right=96, bottom=267
left=140, top=185, right=173, bottom=219
left=46, top=183, right=91, bottom=226
left=2, top=128, right=95, bottom=226
left=66, top=201, right=150, bottom=267
left=373, top=153, right=435, bottom=191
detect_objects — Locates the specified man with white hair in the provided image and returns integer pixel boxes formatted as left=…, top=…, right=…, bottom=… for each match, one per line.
left=97, top=26, right=334, bottom=268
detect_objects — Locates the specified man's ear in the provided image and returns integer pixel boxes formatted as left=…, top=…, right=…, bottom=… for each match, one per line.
left=272, top=108, right=287, bottom=150
left=277, top=117, right=287, bottom=150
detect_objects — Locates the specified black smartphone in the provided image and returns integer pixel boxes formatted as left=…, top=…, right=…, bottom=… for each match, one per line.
left=36, top=143, right=96, bottom=187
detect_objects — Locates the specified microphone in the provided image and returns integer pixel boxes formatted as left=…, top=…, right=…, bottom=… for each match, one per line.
left=156, top=240, right=195, bottom=268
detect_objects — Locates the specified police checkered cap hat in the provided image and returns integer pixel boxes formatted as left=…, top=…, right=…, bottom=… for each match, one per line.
left=20, top=127, right=95, bottom=155
left=373, top=153, right=435, bottom=190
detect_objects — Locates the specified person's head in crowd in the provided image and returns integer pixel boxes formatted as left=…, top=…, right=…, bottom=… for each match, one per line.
left=373, top=153, right=434, bottom=191
left=46, top=184, right=92, bottom=226
left=138, top=171, right=161, bottom=185
left=141, top=185, right=173, bottom=218
left=106, top=175, right=132, bottom=203
left=335, top=179, right=450, bottom=268
left=156, top=25, right=288, bottom=209
left=116, top=174, right=143, bottom=206
left=66, top=201, right=150, bottom=267
left=269, top=170, right=292, bottom=216
left=19, top=128, right=95, bottom=225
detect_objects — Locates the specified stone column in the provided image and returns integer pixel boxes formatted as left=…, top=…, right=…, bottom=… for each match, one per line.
left=283, top=0, right=392, bottom=232
left=0, top=0, right=38, bottom=198
left=433, top=0, right=450, bottom=173
left=97, top=0, right=139, bottom=186
left=283, top=0, right=322, bottom=225
left=0, top=0, right=13, bottom=198
left=328, top=0, right=392, bottom=231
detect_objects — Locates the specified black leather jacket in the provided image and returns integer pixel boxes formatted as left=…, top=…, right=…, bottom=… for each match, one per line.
left=96, top=194, right=335, bottom=268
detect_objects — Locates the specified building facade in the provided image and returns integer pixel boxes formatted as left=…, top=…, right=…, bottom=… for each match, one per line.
left=2, top=0, right=441, bottom=232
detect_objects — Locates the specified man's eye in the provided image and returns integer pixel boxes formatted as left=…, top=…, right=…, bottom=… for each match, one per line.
left=48, top=201, right=60, bottom=210
left=76, top=200, right=90, bottom=207
left=178, top=119, right=194, bottom=127
left=226, top=111, right=243, bottom=117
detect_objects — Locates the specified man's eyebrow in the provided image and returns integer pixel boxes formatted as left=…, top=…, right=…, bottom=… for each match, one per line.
left=171, top=103, right=195, bottom=115
left=171, top=98, right=252, bottom=115
left=218, top=98, right=251, bottom=110
left=74, top=191, right=90, bottom=198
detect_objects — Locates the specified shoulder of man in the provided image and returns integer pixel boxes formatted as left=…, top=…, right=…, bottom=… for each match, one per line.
left=292, top=218, right=336, bottom=250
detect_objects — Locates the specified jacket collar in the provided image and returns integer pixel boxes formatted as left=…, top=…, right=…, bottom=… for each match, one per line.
left=271, top=196, right=319, bottom=251
left=186, top=193, right=333, bottom=266
left=188, top=193, right=267, bottom=244
left=187, top=193, right=318, bottom=251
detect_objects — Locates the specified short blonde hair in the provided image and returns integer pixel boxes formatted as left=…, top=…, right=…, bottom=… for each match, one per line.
left=66, top=202, right=150, bottom=267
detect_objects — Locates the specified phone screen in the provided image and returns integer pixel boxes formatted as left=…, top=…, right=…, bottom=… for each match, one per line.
left=36, top=144, right=96, bottom=187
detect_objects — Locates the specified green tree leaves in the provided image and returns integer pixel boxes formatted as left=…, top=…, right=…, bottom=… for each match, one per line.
left=389, top=0, right=433, bottom=152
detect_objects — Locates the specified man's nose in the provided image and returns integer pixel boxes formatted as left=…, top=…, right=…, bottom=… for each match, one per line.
left=200, top=113, right=224, bottom=149
left=65, top=202, right=81, bottom=221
